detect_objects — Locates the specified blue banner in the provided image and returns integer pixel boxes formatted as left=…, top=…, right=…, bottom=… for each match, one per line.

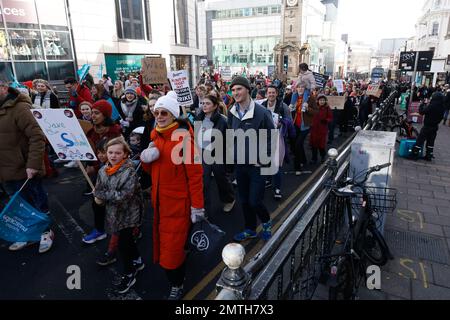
left=107, top=98, right=122, bottom=121
left=77, top=64, right=91, bottom=82
left=0, top=193, right=51, bottom=242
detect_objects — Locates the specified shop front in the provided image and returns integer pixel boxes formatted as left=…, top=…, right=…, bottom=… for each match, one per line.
left=104, top=53, right=146, bottom=82
left=0, top=0, right=76, bottom=83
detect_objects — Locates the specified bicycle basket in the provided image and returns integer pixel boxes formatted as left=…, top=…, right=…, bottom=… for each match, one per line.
left=351, top=187, right=397, bottom=218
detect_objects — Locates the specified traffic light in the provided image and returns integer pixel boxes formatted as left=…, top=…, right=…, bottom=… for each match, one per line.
left=283, top=55, right=288, bottom=72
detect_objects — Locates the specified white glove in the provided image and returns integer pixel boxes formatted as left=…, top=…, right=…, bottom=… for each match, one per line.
left=289, top=104, right=295, bottom=112
left=120, top=120, right=130, bottom=128
left=140, top=143, right=160, bottom=164
left=302, top=102, right=309, bottom=112
left=191, top=207, right=205, bottom=223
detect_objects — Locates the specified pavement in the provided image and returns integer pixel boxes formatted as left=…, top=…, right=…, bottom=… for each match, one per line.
left=314, top=122, right=450, bottom=300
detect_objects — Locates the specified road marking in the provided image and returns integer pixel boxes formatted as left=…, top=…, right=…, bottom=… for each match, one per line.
left=418, top=262, right=429, bottom=289
left=184, top=166, right=324, bottom=300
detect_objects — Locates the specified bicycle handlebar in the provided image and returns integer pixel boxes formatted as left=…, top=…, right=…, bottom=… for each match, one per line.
left=346, top=162, right=392, bottom=188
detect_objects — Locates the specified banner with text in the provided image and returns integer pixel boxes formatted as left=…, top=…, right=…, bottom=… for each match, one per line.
left=366, top=84, right=382, bottom=97
left=32, top=109, right=97, bottom=161
left=141, top=57, right=168, bottom=84
left=333, top=80, right=344, bottom=93
left=168, top=70, right=193, bottom=106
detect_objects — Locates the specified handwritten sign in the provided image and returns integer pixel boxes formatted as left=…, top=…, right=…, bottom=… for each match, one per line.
left=333, top=80, right=344, bottom=93
left=327, top=96, right=345, bottom=110
left=220, top=67, right=232, bottom=81
left=32, top=109, right=97, bottom=161
left=313, top=72, right=329, bottom=89
left=168, top=70, right=193, bottom=106
left=141, top=57, right=167, bottom=84
left=367, top=84, right=382, bottom=98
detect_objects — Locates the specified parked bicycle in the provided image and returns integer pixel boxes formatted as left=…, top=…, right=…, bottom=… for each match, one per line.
left=390, top=112, right=419, bottom=143
left=319, top=163, right=396, bottom=300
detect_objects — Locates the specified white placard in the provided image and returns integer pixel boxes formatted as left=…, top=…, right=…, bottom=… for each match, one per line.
left=32, top=109, right=97, bottom=161
left=333, top=80, right=344, bottom=93
left=168, top=70, right=194, bottom=106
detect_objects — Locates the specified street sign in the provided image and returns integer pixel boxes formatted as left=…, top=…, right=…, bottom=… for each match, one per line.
left=417, top=51, right=433, bottom=72
left=399, top=51, right=416, bottom=71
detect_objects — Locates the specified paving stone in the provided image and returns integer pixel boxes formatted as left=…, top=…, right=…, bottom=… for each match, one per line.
left=421, top=197, right=450, bottom=208
left=419, top=184, right=446, bottom=193
left=406, top=203, right=438, bottom=215
left=411, top=280, right=450, bottom=300
left=443, top=226, right=450, bottom=237
left=424, top=215, right=450, bottom=227
left=430, top=180, right=449, bottom=187
left=408, top=222, right=444, bottom=237
left=386, top=294, right=407, bottom=300
left=357, top=288, right=387, bottom=300
left=433, top=191, right=450, bottom=200
left=437, top=207, right=450, bottom=217
left=385, top=216, right=409, bottom=231
left=384, top=258, right=434, bottom=284
left=408, top=188, right=433, bottom=197
left=430, top=262, right=450, bottom=289
left=379, top=271, right=411, bottom=299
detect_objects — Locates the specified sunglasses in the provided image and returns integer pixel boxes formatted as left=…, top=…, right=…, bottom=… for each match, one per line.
left=154, top=110, right=170, bottom=117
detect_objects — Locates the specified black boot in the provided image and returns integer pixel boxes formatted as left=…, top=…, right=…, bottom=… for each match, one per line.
left=424, top=146, right=434, bottom=162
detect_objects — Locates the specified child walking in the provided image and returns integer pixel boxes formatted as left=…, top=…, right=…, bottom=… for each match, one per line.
left=93, top=137, right=144, bottom=294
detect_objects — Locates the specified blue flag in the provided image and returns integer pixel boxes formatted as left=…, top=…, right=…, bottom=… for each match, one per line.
left=107, top=97, right=122, bottom=121
left=0, top=193, right=51, bottom=242
left=77, top=64, right=91, bottom=82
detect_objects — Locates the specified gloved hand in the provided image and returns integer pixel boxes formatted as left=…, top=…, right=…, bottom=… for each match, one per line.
left=120, top=120, right=130, bottom=128
left=302, top=102, right=309, bottom=111
left=140, top=142, right=160, bottom=163
left=191, top=207, right=205, bottom=223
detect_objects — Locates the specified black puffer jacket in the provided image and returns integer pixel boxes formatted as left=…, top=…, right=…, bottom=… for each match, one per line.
left=419, top=91, right=447, bottom=127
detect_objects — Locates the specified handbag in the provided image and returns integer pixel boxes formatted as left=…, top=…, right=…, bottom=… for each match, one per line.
left=188, top=218, right=226, bottom=254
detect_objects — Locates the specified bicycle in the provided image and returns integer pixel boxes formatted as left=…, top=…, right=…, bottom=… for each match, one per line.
left=390, top=112, right=419, bottom=144
left=319, top=163, right=396, bottom=300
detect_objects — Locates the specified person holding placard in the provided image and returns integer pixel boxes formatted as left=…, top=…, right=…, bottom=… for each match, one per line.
left=0, top=81, right=54, bottom=253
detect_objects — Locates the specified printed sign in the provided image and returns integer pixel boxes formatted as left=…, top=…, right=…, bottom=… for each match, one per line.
left=333, top=80, right=344, bottom=93
left=105, top=53, right=144, bottom=82
left=168, top=70, right=193, bottom=106
left=141, top=57, right=167, bottom=84
left=313, top=72, right=329, bottom=89
left=327, top=96, right=345, bottom=110
left=366, top=84, right=381, bottom=97
left=32, top=109, right=97, bottom=161
left=220, top=67, right=232, bottom=81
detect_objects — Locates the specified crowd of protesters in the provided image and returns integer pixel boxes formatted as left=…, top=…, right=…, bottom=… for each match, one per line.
left=1, top=63, right=449, bottom=299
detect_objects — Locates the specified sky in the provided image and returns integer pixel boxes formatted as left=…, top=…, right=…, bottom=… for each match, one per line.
left=337, top=0, right=424, bottom=47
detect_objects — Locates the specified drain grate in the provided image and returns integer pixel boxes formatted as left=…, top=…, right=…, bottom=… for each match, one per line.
left=384, top=229, right=450, bottom=264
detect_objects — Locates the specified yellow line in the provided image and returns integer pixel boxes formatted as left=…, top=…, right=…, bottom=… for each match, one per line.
left=184, top=168, right=323, bottom=300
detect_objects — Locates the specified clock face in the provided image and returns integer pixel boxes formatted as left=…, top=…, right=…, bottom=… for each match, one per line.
left=287, top=0, right=298, bottom=6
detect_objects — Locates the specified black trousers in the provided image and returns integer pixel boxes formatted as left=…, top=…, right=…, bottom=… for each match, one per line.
left=164, top=262, right=186, bottom=287
left=203, top=163, right=235, bottom=215
left=311, top=148, right=326, bottom=162
left=415, top=125, right=438, bottom=154
left=93, top=200, right=106, bottom=233
left=294, top=127, right=310, bottom=170
left=118, top=228, right=140, bottom=275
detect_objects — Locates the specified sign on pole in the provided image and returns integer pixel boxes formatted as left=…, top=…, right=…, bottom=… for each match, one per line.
left=32, top=109, right=97, bottom=161
left=327, top=96, right=345, bottom=110
left=168, top=70, right=194, bottom=106
left=333, top=80, right=344, bottom=93
left=141, top=57, right=168, bottom=84
left=399, top=51, right=416, bottom=71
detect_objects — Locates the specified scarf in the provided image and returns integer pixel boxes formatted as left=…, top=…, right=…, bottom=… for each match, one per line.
left=34, top=91, right=52, bottom=108
left=156, top=121, right=178, bottom=133
left=121, top=99, right=138, bottom=119
left=105, top=159, right=126, bottom=176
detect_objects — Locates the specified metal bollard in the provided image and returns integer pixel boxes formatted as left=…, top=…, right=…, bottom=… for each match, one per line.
left=215, top=243, right=251, bottom=300
left=326, top=148, right=339, bottom=181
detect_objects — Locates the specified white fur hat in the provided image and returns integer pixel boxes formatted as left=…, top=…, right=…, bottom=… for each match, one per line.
left=154, top=91, right=180, bottom=118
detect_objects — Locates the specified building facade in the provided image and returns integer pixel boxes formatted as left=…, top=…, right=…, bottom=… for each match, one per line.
left=414, top=0, right=450, bottom=85
left=346, top=41, right=374, bottom=79
left=206, top=0, right=282, bottom=76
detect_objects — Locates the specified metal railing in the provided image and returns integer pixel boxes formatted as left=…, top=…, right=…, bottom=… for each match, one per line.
left=215, top=89, right=398, bottom=300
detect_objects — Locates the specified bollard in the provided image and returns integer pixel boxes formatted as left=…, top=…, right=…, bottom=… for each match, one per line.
left=326, top=148, right=339, bottom=181
left=215, top=243, right=250, bottom=300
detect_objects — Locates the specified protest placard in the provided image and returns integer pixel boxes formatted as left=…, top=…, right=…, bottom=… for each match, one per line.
left=366, top=84, right=381, bottom=97
left=220, top=67, right=232, bottom=81
left=333, top=80, right=344, bottom=93
left=168, top=70, right=194, bottom=106
left=32, top=109, right=97, bottom=161
left=141, top=57, right=168, bottom=84
left=327, top=96, right=346, bottom=110
left=313, top=72, right=329, bottom=89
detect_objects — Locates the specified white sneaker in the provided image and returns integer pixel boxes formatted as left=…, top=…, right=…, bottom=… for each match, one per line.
left=39, top=230, right=54, bottom=253
left=64, top=161, right=78, bottom=168
left=8, top=241, right=31, bottom=251
left=223, top=200, right=236, bottom=213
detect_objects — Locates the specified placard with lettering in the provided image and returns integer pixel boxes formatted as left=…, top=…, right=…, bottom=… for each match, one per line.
left=32, top=109, right=97, bottom=161
left=141, top=57, right=168, bottom=84
left=168, top=70, right=194, bottom=106
left=327, top=96, right=345, bottom=110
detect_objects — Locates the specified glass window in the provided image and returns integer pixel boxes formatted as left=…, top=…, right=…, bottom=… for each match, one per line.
left=43, top=31, right=72, bottom=60
left=14, top=62, right=47, bottom=81
left=36, top=0, right=69, bottom=30
left=431, top=22, right=439, bottom=35
left=116, top=0, right=149, bottom=40
left=2, top=0, right=39, bottom=29
left=0, top=30, right=10, bottom=60
left=0, top=62, right=14, bottom=80
left=174, top=0, right=188, bottom=45
left=48, top=61, right=75, bottom=80
left=9, top=30, right=44, bottom=61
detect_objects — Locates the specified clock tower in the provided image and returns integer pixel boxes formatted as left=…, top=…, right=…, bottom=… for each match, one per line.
left=274, top=0, right=310, bottom=81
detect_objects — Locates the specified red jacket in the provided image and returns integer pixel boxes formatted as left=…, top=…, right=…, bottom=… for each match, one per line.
left=68, top=84, right=94, bottom=118
left=142, top=121, right=204, bottom=270
left=310, top=104, right=333, bottom=149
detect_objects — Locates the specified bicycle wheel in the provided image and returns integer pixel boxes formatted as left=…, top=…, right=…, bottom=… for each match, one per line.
left=391, top=125, right=408, bottom=143
left=328, top=257, right=354, bottom=300
left=362, top=225, right=389, bottom=266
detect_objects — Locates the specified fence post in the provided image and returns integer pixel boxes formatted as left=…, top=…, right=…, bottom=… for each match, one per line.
left=326, top=148, right=339, bottom=182
left=216, top=243, right=250, bottom=300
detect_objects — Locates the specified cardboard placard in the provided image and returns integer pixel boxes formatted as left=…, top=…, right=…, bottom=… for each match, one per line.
left=333, top=80, right=344, bottom=93
left=327, top=96, right=346, bottom=110
left=366, top=84, right=381, bottom=97
left=32, top=109, right=97, bottom=161
left=168, top=70, right=194, bottom=106
left=141, top=57, right=168, bottom=84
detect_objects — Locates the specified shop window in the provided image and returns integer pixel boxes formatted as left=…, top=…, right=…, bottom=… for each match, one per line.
left=43, top=31, right=72, bottom=60
left=36, top=0, right=69, bottom=31
left=116, top=0, right=151, bottom=41
left=174, top=0, right=188, bottom=45
left=0, top=30, right=10, bottom=60
left=14, top=62, right=47, bottom=82
left=8, top=30, right=44, bottom=61
left=48, top=61, right=75, bottom=81
left=3, top=0, right=39, bottom=29
left=0, top=62, right=14, bottom=80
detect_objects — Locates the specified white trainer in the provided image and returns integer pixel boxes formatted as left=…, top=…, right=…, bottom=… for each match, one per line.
left=39, top=230, right=55, bottom=254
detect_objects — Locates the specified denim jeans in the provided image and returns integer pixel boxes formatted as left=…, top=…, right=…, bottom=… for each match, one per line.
left=3, top=178, right=49, bottom=213
left=235, top=165, right=270, bottom=231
